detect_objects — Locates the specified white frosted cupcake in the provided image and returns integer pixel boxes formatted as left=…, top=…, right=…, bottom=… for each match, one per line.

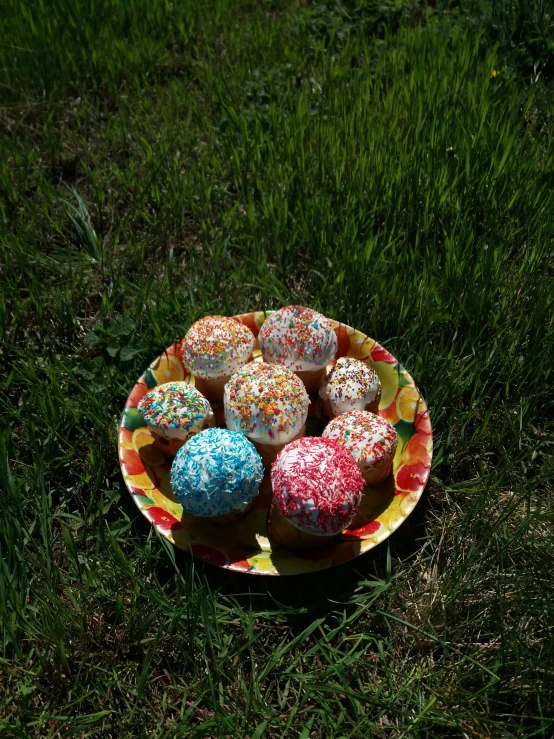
left=224, top=361, right=309, bottom=469
left=319, top=357, right=382, bottom=418
left=322, top=410, right=398, bottom=485
left=258, top=306, right=337, bottom=393
left=137, top=381, right=214, bottom=456
left=181, top=316, right=255, bottom=401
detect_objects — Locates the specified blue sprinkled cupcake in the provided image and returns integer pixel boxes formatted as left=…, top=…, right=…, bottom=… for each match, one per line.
left=170, top=428, right=264, bottom=524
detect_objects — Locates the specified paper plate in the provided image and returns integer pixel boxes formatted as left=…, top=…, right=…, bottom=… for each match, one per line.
left=118, top=311, right=432, bottom=575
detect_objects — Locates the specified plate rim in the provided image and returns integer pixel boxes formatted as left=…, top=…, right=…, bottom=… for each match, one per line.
left=118, top=311, right=433, bottom=576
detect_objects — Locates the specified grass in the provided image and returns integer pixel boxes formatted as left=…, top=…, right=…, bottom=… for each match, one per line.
left=1, top=0, right=553, bottom=736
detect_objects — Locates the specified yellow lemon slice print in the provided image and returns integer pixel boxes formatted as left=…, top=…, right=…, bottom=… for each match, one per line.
left=149, top=354, right=185, bottom=384
left=150, top=488, right=183, bottom=520
left=373, top=361, right=400, bottom=409
left=131, top=428, right=166, bottom=467
left=396, top=386, right=423, bottom=423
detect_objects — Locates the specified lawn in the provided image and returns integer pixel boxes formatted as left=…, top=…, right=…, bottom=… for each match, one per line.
left=1, top=0, right=553, bottom=736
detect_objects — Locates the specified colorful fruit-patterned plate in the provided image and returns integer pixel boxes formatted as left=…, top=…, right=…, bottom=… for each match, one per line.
left=118, top=311, right=433, bottom=575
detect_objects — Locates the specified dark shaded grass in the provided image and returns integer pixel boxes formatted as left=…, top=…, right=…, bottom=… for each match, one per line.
left=1, top=1, right=553, bottom=736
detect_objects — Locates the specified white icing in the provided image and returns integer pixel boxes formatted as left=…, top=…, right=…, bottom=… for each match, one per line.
left=155, top=411, right=214, bottom=441
left=138, top=382, right=215, bottom=442
left=319, top=357, right=381, bottom=416
left=224, top=398, right=307, bottom=445
left=322, top=412, right=397, bottom=470
left=223, top=364, right=309, bottom=445
left=258, top=306, right=337, bottom=371
left=279, top=484, right=331, bottom=536
left=182, top=317, right=255, bottom=379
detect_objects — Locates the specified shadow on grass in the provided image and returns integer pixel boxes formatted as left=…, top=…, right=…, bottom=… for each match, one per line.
left=219, top=487, right=433, bottom=618
left=120, top=475, right=435, bottom=621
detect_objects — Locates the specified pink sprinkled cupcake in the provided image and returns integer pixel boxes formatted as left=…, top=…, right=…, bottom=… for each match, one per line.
left=322, top=410, right=398, bottom=485
left=258, top=306, right=337, bottom=393
left=181, top=316, right=255, bottom=402
left=268, top=436, right=365, bottom=550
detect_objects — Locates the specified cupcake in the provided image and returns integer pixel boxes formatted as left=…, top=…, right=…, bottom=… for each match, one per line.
left=137, top=381, right=214, bottom=456
left=224, top=361, right=309, bottom=469
left=181, top=316, right=255, bottom=402
left=170, top=428, right=263, bottom=525
left=319, top=356, right=382, bottom=418
left=258, top=306, right=337, bottom=393
left=322, top=410, right=398, bottom=485
left=268, top=437, right=365, bottom=550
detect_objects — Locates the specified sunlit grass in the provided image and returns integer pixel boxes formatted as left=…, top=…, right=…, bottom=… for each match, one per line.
left=1, top=1, right=553, bottom=736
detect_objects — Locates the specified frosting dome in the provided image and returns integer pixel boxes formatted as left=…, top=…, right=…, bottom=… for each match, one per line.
left=224, top=362, right=309, bottom=445
left=322, top=410, right=398, bottom=471
left=170, top=428, right=263, bottom=517
left=138, top=381, right=213, bottom=440
left=319, top=357, right=381, bottom=415
left=258, top=306, right=337, bottom=371
left=182, top=316, right=255, bottom=379
left=271, top=437, right=365, bottom=536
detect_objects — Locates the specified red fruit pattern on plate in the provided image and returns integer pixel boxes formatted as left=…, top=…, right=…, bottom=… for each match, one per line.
left=119, top=448, right=144, bottom=477
left=227, top=550, right=256, bottom=572
left=127, top=485, right=150, bottom=498
left=165, top=341, right=183, bottom=358
left=334, top=324, right=351, bottom=359
left=127, top=379, right=149, bottom=408
left=401, top=433, right=432, bottom=468
left=414, top=410, right=432, bottom=436
left=349, top=520, right=381, bottom=538
left=370, top=344, right=397, bottom=365
left=236, top=312, right=262, bottom=338
left=395, top=461, right=430, bottom=494
left=144, top=506, right=182, bottom=531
